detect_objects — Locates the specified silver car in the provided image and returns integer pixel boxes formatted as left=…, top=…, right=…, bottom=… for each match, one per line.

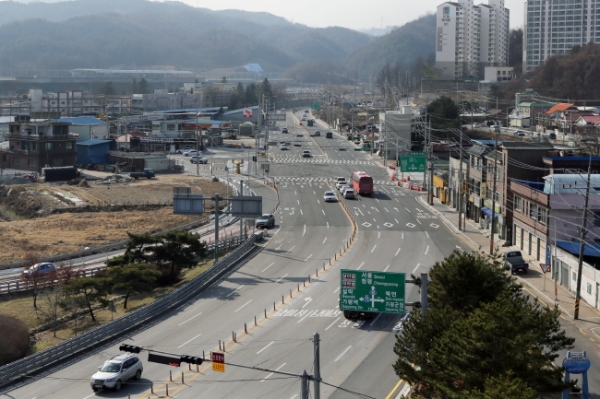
left=90, top=354, right=143, bottom=391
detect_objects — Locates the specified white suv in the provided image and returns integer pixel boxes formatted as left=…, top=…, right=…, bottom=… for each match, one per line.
left=90, top=354, right=143, bottom=392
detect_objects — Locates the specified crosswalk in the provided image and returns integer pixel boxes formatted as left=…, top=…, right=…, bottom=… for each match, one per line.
left=272, top=158, right=375, bottom=165
left=274, top=176, right=398, bottom=186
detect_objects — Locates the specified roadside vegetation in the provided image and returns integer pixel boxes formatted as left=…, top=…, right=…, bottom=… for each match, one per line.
left=393, top=251, right=574, bottom=398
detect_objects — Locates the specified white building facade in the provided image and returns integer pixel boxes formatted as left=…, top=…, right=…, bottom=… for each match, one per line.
left=436, top=0, right=510, bottom=80
left=524, top=0, right=600, bottom=73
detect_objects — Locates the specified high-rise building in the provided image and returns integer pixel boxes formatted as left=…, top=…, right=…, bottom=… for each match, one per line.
left=436, top=0, right=510, bottom=80
left=523, top=0, right=600, bottom=73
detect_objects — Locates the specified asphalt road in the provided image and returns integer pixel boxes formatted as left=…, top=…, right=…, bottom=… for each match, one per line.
left=4, top=110, right=595, bottom=399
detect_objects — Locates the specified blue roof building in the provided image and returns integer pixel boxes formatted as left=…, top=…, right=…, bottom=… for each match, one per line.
left=77, top=139, right=112, bottom=165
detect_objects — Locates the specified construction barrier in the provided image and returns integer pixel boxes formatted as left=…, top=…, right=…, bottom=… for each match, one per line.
left=409, top=184, right=414, bottom=190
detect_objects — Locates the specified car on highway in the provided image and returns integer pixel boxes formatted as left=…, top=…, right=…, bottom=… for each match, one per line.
left=183, top=150, right=201, bottom=157
left=302, top=150, right=312, bottom=158
left=301, top=117, right=306, bottom=121
left=280, top=145, right=289, bottom=150
left=305, top=109, right=309, bottom=113
left=22, top=262, right=56, bottom=279
left=313, top=131, right=321, bottom=137
left=323, top=191, right=337, bottom=202
left=548, top=132, right=557, bottom=140
left=294, top=142, right=302, bottom=147
left=255, top=214, right=275, bottom=229
left=282, top=127, right=289, bottom=133
left=326, top=132, right=333, bottom=138
left=90, top=354, right=143, bottom=392
left=339, top=184, right=351, bottom=194
left=190, top=156, right=208, bottom=164
left=335, top=177, right=347, bottom=189
left=514, top=130, right=525, bottom=136
left=343, top=189, right=355, bottom=199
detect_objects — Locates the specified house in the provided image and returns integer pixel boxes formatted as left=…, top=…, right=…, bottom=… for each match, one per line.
left=77, top=139, right=112, bottom=167
left=0, top=115, right=77, bottom=173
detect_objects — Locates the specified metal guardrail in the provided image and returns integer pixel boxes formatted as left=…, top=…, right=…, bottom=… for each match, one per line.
left=0, top=233, right=255, bottom=389
left=0, top=235, right=245, bottom=295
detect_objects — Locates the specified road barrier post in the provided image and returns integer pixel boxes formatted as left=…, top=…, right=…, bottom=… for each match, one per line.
left=151, top=382, right=154, bottom=394
left=282, top=295, right=285, bottom=304
left=182, top=372, right=184, bottom=384
left=244, top=323, right=248, bottom=334
left=316, top=268, right=318, bottom=277
left=255, top=316, right=257, bottom=326
left=232, top=331, right=236, bottom=342
left=265, top=308, right=268, bottom=318
left=169, top=370, right=173, bottom=382
left=166, top=384, right=169, bottom=397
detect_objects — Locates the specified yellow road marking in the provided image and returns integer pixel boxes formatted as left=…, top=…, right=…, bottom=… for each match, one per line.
left=385, top=379, right=405, bottom=399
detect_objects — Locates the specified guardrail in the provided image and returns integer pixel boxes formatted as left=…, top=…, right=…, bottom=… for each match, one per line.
left=0, top=233, right=256, bottom=389
left=0, top=235, right=246, bottom=295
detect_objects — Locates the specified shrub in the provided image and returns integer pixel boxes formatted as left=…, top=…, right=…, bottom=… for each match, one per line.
left=0, top=314, right=30, bottom=366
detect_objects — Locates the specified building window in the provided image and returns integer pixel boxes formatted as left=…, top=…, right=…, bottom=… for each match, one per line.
left=167, top=124, right=176, bottom=131
left=28, top=159, right=36, bottom=167
left=587, top=282, right=592, bottom=295
left=515, top=196, right=523, bottom=212
left=66, top=142, right=73, bottom=149
left=32, top=143, right=37, bottom=150
left=13, top=157, right=20, bottom=165
left=46, top=142, right=54, bottom=150
left=573, top=271, right=577, bottom=281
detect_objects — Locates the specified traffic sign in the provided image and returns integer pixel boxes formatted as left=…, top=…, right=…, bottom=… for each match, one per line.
left=212, top=352, right=225, bottom=373
left=400, top=152, right=426, bottom=173
left=339, top=270, right=405, bottom=314
left=540, top=263, right=551, bottom=273
left=312, top=103, right=320, bottom=110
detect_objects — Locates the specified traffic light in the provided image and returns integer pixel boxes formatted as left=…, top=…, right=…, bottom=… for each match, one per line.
left=252, top=156, right=257, bottom=162
left=119, top=344, right=142, bottom=353
left=180, top=355, right=204, bottom=365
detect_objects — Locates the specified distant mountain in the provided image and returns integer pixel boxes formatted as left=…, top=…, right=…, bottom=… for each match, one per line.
left=0, top=0, right=371, bottom=72
left=346, top=14, right=436, bottom=79
left=360, top=26, right=398, bottom=36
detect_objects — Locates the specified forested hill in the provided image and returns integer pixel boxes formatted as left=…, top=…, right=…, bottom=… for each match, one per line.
left=0, top=0, right=371, bottom=71
left=345, top=13, right=437, bottom=80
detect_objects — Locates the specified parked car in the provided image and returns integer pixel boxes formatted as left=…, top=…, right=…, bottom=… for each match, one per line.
left=548, top=132, right=557, bottom=140
left=472, top=122, right=481, bottom=128
left=301, top=117, right=307, bottom=121
left=183, top=150, right=201, bottom=157
left=302, top=150, right=312, bottom=158
left=343, top=189, right=356, bottom=199
left=323, top=191, right=337, bottom=202
left=90, top=354, right=143, bottom=392
left=514, top=130, right=525, bottom=136
left=504, top=251, right=529, bottom=274
left=176, top=146, right=194, bottom=154
left=294, top=142, right=302, bottom=147
left=130, top=169, right=155, bottom=179
left=255, top=214, right=275, bottom=229
left=336, top=178, right=347, bottom=189
left=190, top=156, right=208, bottom=164
left=282, top=127, right=289, bottom=133
left=326, top=132, right=333, bottom=138
left=22, top=262, right=56, bottom=279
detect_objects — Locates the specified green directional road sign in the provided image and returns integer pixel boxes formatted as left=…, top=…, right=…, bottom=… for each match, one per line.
left=400, top=152, right=426, bottom=173
left=340, top=270, right=405, bottom=314
left=311, top=103, right=320, bottom=110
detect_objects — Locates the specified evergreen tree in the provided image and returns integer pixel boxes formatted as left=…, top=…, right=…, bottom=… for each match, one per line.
left=426, top=96, right=460, bottom=130
left=131, top=78, right=138, bottom=94
left=108, top=264, right=161, bottom=309
left=98, top=81, right=116, bottom=96
left=244, top=83, right=258, bottom=105
left=138, top=78, right=149, bottom=94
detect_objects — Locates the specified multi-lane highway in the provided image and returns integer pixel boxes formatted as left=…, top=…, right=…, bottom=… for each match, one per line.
left=4, top=110, right=470, bottom=399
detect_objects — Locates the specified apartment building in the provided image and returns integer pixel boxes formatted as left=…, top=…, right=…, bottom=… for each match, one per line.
left=28, top=89, right=131, bottom=117
left=436, top=0, right=510, bottom=80
left=523, top=0, right=600, bottom=73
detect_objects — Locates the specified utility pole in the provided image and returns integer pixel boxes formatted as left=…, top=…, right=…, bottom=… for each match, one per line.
left=427, top=115, right=433, bottom=205
left=489, top=131, right=499, bottom=255
left=574, top=155, right=593, bottom=320
left=458, top=126, right=464, bottom=230
left=213, top=194, right=220, bottom=261
left=240, top=180, right=244, bottom=239
left=313, top=333, right=321, bottom=399
left=301, top=371, right=310, bottom=399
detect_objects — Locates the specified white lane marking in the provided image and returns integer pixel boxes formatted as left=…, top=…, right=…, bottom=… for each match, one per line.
left=327, top=222, right=329, bottom=228
left=295, top=191, right=297, bottom=195
left=417, top=219, right=421, bottom=224
left=357, top=261, right=365, bottom=270
left=395, top=248, right=401, bottom=256
left=256, top=341, right=274, bottom=354
left=375, top=198, right=380, bottom=202
left=298, top=310, right=315, bottom=323
left=305, top=254, right=313, bottom=261
left=412, top=263, right=421, bottom=274
left=425, top=231, right=430, bottom=238
left=261, top=363, right=287, bottom=382
left=384, top=207, right=390, bottom=212
left=178, top=332, right=202, bottom=348
left=179, top=312, right=203, bottom=326
left=335, top=346, right=352, bottom=362
left=313, top=190, right=316, bottom=195
left=402, top=233, right=404, bottom=239
left=322, top=237, right=328, bottom=244
left=290, top=396, right=298, bottom=399
left=326, top=317, right=341, bottom=331
left=262, top=262, right=275, bottom=272
left=395, top=218, right=399, bottom=224
left=383, top=264, right=390, bottom=272
left=275, top=274, right=289, bottom=283
left=425, top=245, right=429, bottom=255
left=317, top=199, right=321, bottom=204
left=302, top=298, right=313, bottom=308
left=395, top=198, right=399, bottom=202
left=276, top=244, right=282, bottom=250
left=303, top=225, right=306, bottom=237
left=371, top=245, right=377, bottom=253
left=83, top=394, right=96, bottom=399
left=226, top=285, right=245, bottom=297
left=322, top=209, right=326, bottom=215
left=300, top=209, right=303, bottom=215
left=405, top=207, right=411, bottom=213
left=377, top=232, right=381, bottom=239
left=287, top=246, right=296, bottom=253
left=333, top=287, right=340, bottom=293
left=235, top=300, right=252, bottom=313
left=297, top=199, right=300, bottom=205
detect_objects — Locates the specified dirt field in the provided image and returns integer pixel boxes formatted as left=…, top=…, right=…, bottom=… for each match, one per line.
left=0, top=174, right=228, bottom=264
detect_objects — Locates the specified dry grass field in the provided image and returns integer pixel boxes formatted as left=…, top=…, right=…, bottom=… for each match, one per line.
left=0, top=174, right=227, bottom=264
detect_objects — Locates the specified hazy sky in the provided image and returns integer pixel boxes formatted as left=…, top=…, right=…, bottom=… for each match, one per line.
left=173, top=0, right=525, bottom=31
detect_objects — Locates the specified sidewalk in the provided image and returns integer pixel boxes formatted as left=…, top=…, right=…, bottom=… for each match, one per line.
left=416, top=195, right=600, bottom=337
